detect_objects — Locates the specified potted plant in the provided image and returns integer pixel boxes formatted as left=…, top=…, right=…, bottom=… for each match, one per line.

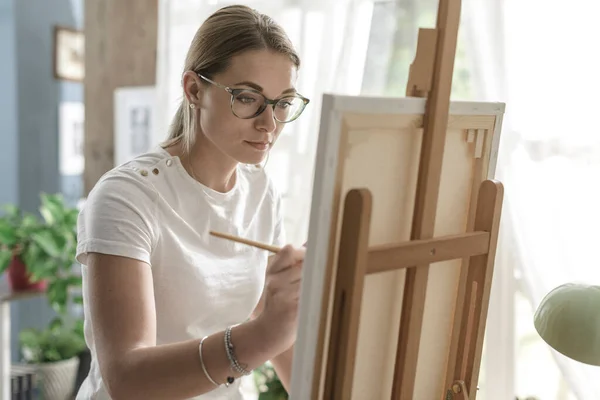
left=0, top=204, right=48, bottom=291
left=0, top=193, right=89, bottom=399
left=19, top=317, right=86, bottom=400
left=0, top=194, right=81, bottom=306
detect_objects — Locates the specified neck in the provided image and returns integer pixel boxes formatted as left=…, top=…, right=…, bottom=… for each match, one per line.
left=176, top=138, right=238, bottom=193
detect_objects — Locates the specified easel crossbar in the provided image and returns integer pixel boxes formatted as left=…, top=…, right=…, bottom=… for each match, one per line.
left=367, top=231, right=490, bottom=274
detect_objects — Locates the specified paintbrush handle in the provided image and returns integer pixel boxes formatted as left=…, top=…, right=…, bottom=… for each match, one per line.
left=209, top=230, right=281, bottom=253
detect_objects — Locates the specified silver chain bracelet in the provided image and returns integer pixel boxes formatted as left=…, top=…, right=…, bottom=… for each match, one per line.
left=224, top=326, right=252, bottom=376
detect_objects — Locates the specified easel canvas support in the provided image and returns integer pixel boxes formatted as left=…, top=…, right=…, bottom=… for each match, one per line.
left=324, top=181, right=503, bottom=400
left=291, top=0, right=505, bottom=398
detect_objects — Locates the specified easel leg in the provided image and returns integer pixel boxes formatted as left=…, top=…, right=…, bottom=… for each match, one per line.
left=446, top=180, right=504, bottom=399
left=393, top=0, right=463, bottom=398
left=324, top=189, right=372, bottom=400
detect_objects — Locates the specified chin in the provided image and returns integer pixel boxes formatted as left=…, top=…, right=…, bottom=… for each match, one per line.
left=237, top=154, right=268, bottom=165
left=233, top=141, right=271, bottom=165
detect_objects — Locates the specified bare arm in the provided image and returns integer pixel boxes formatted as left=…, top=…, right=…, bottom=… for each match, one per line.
left=87, top=253, right=288, bottom=400
left=252, top=254, right=296, bottom=392
left=270, top=345, right=294, bottom=391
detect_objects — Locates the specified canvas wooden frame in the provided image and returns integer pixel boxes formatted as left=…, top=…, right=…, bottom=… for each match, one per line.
left=290, top=94, right=505, bottom=399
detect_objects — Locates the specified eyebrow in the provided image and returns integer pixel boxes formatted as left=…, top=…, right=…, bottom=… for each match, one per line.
left=233, top=81, right=297, bottom=96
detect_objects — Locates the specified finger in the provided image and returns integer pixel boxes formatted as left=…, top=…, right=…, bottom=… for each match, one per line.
left=271, top=262, right=303, bottom=284
left=289, top=280, right=302, bottom=300
left=270, top=245, right=304, bottom=273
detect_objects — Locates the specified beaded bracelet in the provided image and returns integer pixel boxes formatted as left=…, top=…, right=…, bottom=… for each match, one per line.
left=224, top=326, right=252, bottom=376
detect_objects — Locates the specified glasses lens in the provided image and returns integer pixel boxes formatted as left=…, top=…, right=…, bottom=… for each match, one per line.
left=231, top=90, right=265, bottom=119
left=231, top=90, right=306, bottom=122
left=274, top=97, right=306, bottom=122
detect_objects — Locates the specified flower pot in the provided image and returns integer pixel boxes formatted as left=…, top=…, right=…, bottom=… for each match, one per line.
left=7, top=255, right=47, bottom=292
left=35, top=356, right=80, bottom=400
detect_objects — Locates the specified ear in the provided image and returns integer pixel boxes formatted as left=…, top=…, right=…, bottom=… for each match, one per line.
left=182, top=71, right=204, bottom=105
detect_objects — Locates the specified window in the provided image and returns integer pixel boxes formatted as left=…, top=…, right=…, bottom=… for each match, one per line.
left=361, top=0, right=472, bottom=100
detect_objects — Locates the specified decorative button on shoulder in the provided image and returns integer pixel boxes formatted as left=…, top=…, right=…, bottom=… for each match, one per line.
left=166, top=159, right=173, bottom=167
left=140, top=169, right=148, bottom=177
left=152, top=168, right=159, bottom=175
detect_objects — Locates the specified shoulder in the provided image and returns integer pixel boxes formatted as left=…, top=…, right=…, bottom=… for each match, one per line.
left=79, top=149, right=172, bottom=232
left=86, top=148, right=169, bottom=205
left=76, top=150, right=169, bottom=265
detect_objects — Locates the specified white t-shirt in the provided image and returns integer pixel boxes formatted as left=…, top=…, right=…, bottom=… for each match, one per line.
left=75, top=147, right=286, bottom=400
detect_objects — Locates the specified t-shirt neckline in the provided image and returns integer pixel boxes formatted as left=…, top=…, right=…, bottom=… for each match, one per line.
left=155, top=146, right=240, bottom=200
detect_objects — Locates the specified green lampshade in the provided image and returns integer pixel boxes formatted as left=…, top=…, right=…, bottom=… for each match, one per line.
left=534, top=283, right=600, bottom=366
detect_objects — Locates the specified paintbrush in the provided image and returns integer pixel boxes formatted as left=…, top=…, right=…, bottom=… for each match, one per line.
left=209, top=230, right=282, bottom=253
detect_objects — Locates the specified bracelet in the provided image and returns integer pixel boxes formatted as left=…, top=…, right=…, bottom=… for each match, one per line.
left=224, top=326, right=252, bottom=376
left=198, top=336, right=220, bottom=387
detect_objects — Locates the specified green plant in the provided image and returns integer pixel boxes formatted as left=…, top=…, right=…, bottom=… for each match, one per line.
left=0, top=193, right=86, bottom=364
left=19, top=318, right=86, bottom=364
left=253, top=362, right=288, bottom=400
left=0, top=193, right=82, bottom=314
left=0, top=203, right=39, bottom=273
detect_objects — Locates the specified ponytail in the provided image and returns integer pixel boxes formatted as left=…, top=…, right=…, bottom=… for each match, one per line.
left=162, top=100, right=194, bottom=154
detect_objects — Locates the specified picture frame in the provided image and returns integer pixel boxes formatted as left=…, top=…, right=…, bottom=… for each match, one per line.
left=113, top=86, right=158, bottom=166
left=53, top=26, right=85, bottom=82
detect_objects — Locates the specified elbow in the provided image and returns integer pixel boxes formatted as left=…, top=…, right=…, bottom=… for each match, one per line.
left=101, top=358, right=140, bottom=400
left=103, top=369, right=133, bottom=400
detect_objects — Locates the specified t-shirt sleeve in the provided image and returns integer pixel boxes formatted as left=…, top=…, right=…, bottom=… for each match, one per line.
left=76, top=168, right=158, bottom=266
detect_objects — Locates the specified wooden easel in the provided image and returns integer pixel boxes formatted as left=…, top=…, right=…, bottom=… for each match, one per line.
left=318, top=0, right=504, bottom=399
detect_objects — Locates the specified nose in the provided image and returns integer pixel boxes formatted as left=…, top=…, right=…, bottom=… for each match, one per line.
left=254, top=105, right=277, bottom=133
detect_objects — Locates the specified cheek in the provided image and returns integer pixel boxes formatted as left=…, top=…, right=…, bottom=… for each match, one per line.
left=199, top=106, right=248, bottom=146
left=200, top=102, right=233, bottom=135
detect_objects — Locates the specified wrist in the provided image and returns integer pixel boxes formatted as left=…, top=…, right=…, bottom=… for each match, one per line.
left=250, top=314, right=288, bottom=356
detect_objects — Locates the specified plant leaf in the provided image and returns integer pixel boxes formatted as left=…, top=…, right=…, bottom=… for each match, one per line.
left=31, top=230, right=62, bottom=258
left=40, top=193, right=66, bottom=225
left=0, top=219, right=17, bottom=246
left=0, top=249, right=12, bottom=273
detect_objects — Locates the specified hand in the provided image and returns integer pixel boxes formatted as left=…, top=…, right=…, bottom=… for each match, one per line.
left=256, top=244, right=305, bottom=353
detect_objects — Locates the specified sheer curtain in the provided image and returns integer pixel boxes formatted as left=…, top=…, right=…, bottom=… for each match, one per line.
left=154, top=0, right=374, bottom=246
left=464, top=0, right=600, bottom=398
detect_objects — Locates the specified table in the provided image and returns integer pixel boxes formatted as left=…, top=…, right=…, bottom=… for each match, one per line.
left=0, top=282, right=43, bottom=400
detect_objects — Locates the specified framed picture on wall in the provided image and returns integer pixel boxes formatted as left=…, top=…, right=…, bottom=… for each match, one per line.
left=114, top=86, right=158, bottom=166
left=59, top=101, right=85, bottom=176
left=53, top=26, right=85, bottom=82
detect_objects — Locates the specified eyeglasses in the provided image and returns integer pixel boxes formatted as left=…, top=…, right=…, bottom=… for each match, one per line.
left=198, top=74, right=310, bottom=123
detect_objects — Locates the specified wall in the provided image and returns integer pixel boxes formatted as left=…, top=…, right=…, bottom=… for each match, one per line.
left=0, top=0, right=83, bottom=361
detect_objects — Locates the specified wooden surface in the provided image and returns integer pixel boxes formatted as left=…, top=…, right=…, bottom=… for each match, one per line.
left=0, top=282, right=44, bottom=303
left=446, top=180, right=504, bottom=397
left=290, top=95, right=504, bottom=400
left=323, top=189, right=372, bottom=400
left=84, top=0, right=158, bottom=195
left=393, top=0, right=463, bottom=397
left=367, top=231, right=490, bottom=274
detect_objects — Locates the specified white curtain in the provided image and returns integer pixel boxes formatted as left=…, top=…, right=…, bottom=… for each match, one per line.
left=464, top=0, right=600, bottom=398
left=154, top=0, right=374, bottom=247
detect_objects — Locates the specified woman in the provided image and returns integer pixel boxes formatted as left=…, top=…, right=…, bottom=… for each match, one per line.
left=75, top=5, right=310, bottom=399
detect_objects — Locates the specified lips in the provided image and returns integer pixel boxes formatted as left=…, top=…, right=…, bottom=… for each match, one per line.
left=245, top=140, right=271, bottom=151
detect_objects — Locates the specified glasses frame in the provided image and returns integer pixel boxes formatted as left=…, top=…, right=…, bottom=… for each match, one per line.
left=197, top=74, right=310, bottom=123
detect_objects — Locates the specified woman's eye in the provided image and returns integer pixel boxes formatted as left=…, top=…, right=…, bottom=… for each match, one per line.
left=237, top=96, right=255, bottom=104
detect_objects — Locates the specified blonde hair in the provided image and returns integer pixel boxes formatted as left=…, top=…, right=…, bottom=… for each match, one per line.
left=162, top=5, right=301, bottom=154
